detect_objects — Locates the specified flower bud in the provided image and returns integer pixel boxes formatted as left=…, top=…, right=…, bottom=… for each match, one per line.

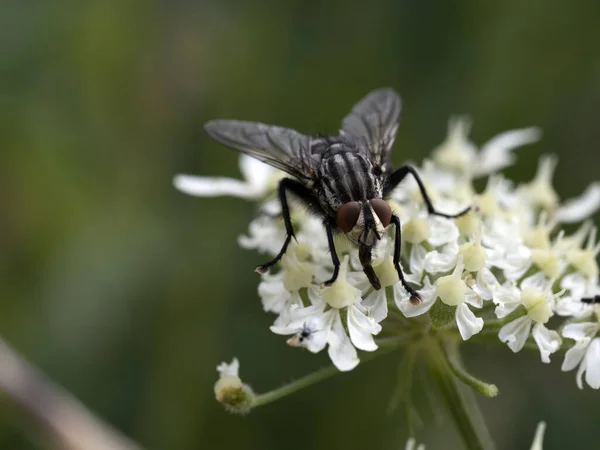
left=531, top=249, right=560, bottom=279
left=523, top=155, right=559, bottom=209
left=403, top=218, right=430, bottom=244
left=460, top=242, right=487, bottom=272
left=282, top=243, right=316, bottom=291
left=322, top=255, right=361, bottom=309
left=214, top=359, right=255, bottom=414
left=567, top=227, right=600, bottom=279
left=520, top=288, right=553, bottom=324
left=436, top=257, right=467, bottom=306
left=455, top=212, right=479, bottom=237
left=374, top=254, right=399, bottom=288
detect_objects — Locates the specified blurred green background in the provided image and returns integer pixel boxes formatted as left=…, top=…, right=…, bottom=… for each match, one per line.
left=1, top=1, right=600, bottom=449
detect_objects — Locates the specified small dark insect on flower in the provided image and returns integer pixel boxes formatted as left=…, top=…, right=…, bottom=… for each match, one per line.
left=581, top=295, right=600, bottom=304
left=298, top=324, right=312, bottom=343
left=204, top=88, right=470, bottom=299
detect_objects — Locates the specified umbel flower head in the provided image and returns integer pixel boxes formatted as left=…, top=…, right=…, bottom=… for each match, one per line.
left=176, top=105, right=600, bottom=448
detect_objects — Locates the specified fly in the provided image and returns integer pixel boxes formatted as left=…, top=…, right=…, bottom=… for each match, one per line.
left=204, top=88, right=470, bottom=299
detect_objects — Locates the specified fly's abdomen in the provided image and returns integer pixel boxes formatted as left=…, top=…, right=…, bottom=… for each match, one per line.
left=318, top=151, right=382, bottom=212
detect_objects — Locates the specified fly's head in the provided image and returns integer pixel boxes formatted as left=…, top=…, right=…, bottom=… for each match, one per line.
left=336, top=198, right=392, bottom=250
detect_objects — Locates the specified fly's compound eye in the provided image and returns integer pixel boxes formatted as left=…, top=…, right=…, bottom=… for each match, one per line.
left=370, top=198, right=392, bottom=227
left=336, top=201, right=361, bottom=233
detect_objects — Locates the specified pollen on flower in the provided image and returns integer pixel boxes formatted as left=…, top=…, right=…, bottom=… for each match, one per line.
left=322, top=255, right=361, bottom=309
left=520, top=288, right=553, bottom=324
left=402, top=217, right=431, bottom=244
left=436, top=257, right=467, bottom=306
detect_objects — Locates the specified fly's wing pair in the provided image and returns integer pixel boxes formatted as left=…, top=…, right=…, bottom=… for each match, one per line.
left=204, top=88, right=402, bottom=181
left=339, top=88, right=402, bottom=176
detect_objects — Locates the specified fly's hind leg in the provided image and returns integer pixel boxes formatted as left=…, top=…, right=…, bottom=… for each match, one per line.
left=384, top=165, right=471, bottom=218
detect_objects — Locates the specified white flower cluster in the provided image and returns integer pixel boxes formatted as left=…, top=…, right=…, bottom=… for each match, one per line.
left=176, top=118, right=600, bottom=387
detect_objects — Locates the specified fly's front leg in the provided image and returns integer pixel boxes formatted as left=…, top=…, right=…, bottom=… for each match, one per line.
left=581, top=296, right=600, bottom=304
left=255, top=178, right=315, bottom=274
left=384, top=165, right=470, bottom=218
left=391, top=215, right=421, bottom=303
left=322, top=223, right=341, bottom=286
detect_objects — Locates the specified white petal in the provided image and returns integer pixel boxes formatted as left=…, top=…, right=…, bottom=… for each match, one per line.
left=270, top=302, right=326, bottom=335
left=455, top=303, right=484, bottom=340
left=302, top=328, right=329, bottom=353
left=493, top=283, right=521, bottom=318
left=217, top=358, right=240, bottom=377
left=424, top=242, right=459, bottom=274
left=427, top=216, right=459, bottom=247
left=362, top=289, right=388, bottom=323
left=473, top=268, right=500, bottom=301
left=405, top=438, right=425, bottom=450
left=562, top=322, right=600, bottom=341
left=562, top=340, right=589, bottom=372
left=532, top=323, right=562, bottom=363
left=258, top=273, right=291, bottom=314
left=464, top=288, right=483, bottom=308
left=405, top=244, right=427, bottom=284
left=327, top=311, right=359, bottom=371
left=347, top=305, right=381, bottom=352
left=499, top=316, right=532, bottom=353
left=560, top=273, right=589, bottom=297
left=301, top=310, right=334, bottom=353
left=529, top=421, right=546, bottom=450
left=238, top=154, right=274, bottom=192
left=521, top=272, right=548, bottom=291
left=238, top=216, right=285, bottom=255
left=584, top=339, right=600, bottom=389
left=173, top=174, right=254, bottom=198
left=497, top=245, right=532, bottom=281
left=474, top=127, right=541, bottom=177
left=554, top=296, right=590, bottom=317
left=557, top=182, right=600, bottom=223
left=394, top=277, right=437, bottom=317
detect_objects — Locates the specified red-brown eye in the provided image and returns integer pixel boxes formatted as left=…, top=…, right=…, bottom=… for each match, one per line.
left=370, top=198, right=392, bottom=227
left=336, top=202, right=361, bottom=233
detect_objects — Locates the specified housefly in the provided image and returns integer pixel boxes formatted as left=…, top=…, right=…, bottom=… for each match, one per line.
left=204, top=88, right=470, bottom=299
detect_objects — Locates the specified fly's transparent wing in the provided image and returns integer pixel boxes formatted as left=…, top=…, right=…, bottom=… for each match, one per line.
left=204, top=120, right=320, bottom=181
left=340, top=88, right=401, bottom=174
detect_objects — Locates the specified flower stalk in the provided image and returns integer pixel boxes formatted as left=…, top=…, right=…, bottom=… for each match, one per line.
left=426, top=340, right=495, bottom=450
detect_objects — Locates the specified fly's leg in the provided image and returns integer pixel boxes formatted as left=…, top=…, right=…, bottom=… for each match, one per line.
left=384, top=165, right=471, bottom=218
left=581, top=296, right=600, bottom=304
left=255, top=178, right=317, bottom=274
left=391, top=215, right=421, bottom=303
left=322, top=223, right=341, bottom=286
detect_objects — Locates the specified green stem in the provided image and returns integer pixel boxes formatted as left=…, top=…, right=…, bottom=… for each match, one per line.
left=253, top=339, right=405, bottom=408
left=253, top=364, right=340, bottom=407
left=427, top=340, right=495, bottom=450
left=443, top=339, right=498, bottom=398
left=479, top=308, right=526, bottom=333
